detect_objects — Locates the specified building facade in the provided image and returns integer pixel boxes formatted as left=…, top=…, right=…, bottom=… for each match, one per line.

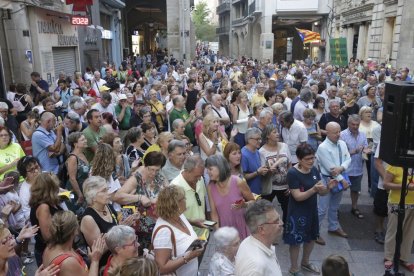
left=0, top=0, right=125, bottom=94
left=217, top=0, right=331, bottom=63
left=331, top=0, right=413, bottom=69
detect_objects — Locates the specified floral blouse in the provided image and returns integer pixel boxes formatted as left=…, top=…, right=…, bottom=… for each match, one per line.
left=134, top=170, right=167, bottom=199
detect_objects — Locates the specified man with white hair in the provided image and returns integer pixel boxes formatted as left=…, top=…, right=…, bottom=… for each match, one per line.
left=69, top=96, right=87, bottom=123
left=211, top=94, right=230, bottom=127
left=209, top=227, right=240, bottom=275
left=321, top=86, right=341, bottom=113
left=293, top=88, right=313, bottom=121
left=91, top=71, right=107, bottom=97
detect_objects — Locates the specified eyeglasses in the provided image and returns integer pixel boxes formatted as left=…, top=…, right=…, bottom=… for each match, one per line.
left=123, top=237, right=140, bottom=248
left=143, top=114, right=151, bottom=118
left=195, top=192, right=202, bottom=206
left=249, top=137, right=262, bottom=142
left=259, top=219, right=282, bottom=227
left=0, top=134, right=9, bottom=137
left=26, top=164, right=41, bottom=173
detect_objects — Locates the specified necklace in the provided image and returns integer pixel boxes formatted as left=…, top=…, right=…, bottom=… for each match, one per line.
left=92, top=205, right=107, bottom=216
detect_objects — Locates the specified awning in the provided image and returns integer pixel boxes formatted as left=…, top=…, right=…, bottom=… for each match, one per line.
left=101, top=0, right=125, bottom=9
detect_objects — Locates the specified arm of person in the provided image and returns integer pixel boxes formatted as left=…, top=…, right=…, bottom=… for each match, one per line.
left=290, top=185, right=319, bottom=202
left=0, top=158, right=20, bottom=175
left=230, top=104, right=239, bottom=124
left=36, top=203, right=53, bottom=242
left=80, top=215, right=102, bottom=247
left=237, top=178, right=255, bottom=204
left=198, top=133, right=217, bottom=157
left=20, top=120, right=36, bottom=139
left=154, top=243, right=203, bottom=274
left=383, top=171, right=404, bottom=191
left=47, top=125, right=64, bottom=153
left=67, top=156, right=84, bottom=202
left=207, top=185, right=220, bottom=229
left=113, top=175, right=150, bottom=206
left=374, top=157, right=386, bottom=180
left=116, top=104, right=127, bottom=122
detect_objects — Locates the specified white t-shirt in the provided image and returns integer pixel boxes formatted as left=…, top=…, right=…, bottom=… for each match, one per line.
left=0, top=190, right=26, bottom=229
left=153, top=214, right=198, bottom=276
left=280, top=120, right=308, bottom=163
left=374, top=142, right=387, bottom=190
left=19, top=181, right=31, bottom=222
left=235, top=236, right=282, bottom=276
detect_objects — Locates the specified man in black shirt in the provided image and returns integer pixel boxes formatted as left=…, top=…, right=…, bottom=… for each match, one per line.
left=319, top=100, right=347, bottom=139
left=29, top=72, right=49, bottom=105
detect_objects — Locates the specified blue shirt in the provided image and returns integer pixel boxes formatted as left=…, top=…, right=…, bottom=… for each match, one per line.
left=32, top=126, right=59, bottom=174
left=340, top=128, right=367, bottom=176
left=316, top=137, right=351, bottom=182
left=241, top=146, right=262, bottom=194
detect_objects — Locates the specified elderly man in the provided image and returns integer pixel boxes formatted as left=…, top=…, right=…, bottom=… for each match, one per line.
left=171, top=154, right=207, bottom=235
left=340, top=115, right=370, bottom=219
left=0, top=102, right=19, bottom=138
left=169, top=95, right=196, bottom=144
left=171, top=118, right=186, bottom=138
left=115, top=94, right=132, bottom=140
left=91, top=71, right=107, bottom=97
left=318, top=100, right=347, bottom=137
left=279, top=111, right=308, bottom=164
left=251, top=82, right=266, bottom=107
left=293, top=88, right=313, bottom=121
left=82, top=109, right=107, bottom=162
left=253, top=109, right=273, bottom=132
left=235, top=200, right=283, bottom=276
left=32, top=111, right=65, bottom=174
left=93, top=92, right=116, bottom=119
left=211, top=94, right=230, bottom=127
left=161, top=140, right=187, bottom=182
left=316, top=122, right=351, bottom=245
left=69, top=96, right=87, bottom=123
left=321, top=86, right=341, bottom=113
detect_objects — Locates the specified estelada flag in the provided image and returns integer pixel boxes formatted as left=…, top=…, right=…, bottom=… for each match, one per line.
left=295, top=28, right=321, bottom=44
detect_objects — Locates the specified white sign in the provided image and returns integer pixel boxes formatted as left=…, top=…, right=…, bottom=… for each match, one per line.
left=101, top=30, right=113, bottom=39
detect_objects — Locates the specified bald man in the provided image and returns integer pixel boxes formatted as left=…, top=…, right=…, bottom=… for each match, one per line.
left=315, top=122, right=351, bottom=245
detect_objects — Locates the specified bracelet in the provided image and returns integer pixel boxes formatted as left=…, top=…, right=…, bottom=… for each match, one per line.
left=15, top=237, right=24, bottom=245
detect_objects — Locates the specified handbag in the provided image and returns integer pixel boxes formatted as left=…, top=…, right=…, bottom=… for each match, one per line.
left=145, top=225, right=177, bottom=276
left=20, top=140, right=32, bottom=156
left=329, top=143, right=352, bottom=194
left=133, top=178, right=158, bottom=236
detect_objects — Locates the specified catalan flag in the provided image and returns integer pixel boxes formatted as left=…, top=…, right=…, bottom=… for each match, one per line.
left=295, top=28, right=321, bottom=44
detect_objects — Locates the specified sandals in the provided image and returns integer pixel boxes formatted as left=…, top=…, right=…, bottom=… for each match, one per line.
left=400, top=261, right=414, bottom=272
left=351, top=208, right=364, bottom=219
left=384, top=260, right=393, bottom=271
left=301, top=263, right=320, bottom=274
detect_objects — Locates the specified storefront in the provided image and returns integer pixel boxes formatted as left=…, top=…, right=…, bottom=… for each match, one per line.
left=27, top=6, right=80, bottom=86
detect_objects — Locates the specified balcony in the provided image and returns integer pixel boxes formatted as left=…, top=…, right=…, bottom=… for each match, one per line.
left=216, top=26, right=230, bottom=35
left=248, top=0, right=261, bottom=15
left=217, top=2, right=230, bottom=14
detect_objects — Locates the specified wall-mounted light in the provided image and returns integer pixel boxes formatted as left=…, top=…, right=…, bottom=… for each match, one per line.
left=314, top=22, right=319, bottom=26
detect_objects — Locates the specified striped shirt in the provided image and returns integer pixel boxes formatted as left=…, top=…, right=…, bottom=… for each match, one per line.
left=340, top=128, right=367, bottom=176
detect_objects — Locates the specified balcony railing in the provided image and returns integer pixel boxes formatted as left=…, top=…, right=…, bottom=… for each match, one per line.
left=216, top=26, right=230, bottom=35
left=217, top=2, right=230, bottom=14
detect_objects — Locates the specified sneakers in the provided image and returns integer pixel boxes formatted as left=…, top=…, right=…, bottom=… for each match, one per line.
left=375, top=232, right=385, bottom=244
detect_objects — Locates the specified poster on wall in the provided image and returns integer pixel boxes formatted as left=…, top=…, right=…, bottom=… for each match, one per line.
left=329, top=38, right=348, bottom=67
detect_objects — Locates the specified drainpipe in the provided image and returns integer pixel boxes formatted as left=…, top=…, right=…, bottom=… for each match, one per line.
left=2, top=17, right=15, bottom=83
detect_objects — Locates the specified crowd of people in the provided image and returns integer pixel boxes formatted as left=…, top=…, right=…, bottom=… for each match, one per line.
left=0, top=50, right=412, bottom=275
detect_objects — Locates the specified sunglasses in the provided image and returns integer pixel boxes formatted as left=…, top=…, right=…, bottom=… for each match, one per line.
left=195, top=192, right=202, bottom=206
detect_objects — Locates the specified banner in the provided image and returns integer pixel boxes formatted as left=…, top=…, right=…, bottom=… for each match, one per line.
left=330, top=38, right=348, bottom=67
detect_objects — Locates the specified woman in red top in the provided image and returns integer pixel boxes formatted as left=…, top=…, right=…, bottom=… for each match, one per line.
left=42, top=211, right=105, bottom=276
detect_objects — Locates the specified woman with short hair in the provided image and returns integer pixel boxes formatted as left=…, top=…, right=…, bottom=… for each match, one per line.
left=152, top=185, right=205, bottom=276
left=208, top=227, right=240, bottom=276
left=103, top=225, right=139, bottom=276
left=114, top=151, right=168, bottom=250
left=206, top=154, right=254, bottom=240
left=259, top=124, right=291, bottom=223
left=140, top=122, right=157, bottom=151
left=0, top=126, right=25, bottom=180
left=80, top=176, right=119, bottom=268
left=125, top=127, right=145, bottom=167
left=43, top=211, right=105, bottom=276
left=143, top=131, right=174, bottom=161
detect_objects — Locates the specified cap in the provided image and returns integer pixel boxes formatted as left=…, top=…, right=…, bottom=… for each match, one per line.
left=126, top=93, right=134, bottom=98
left=118, top=94, right=127, bottom=101
left=269, top=78, right=276, bottom=81
left=99, top=85, right=110, bottom=92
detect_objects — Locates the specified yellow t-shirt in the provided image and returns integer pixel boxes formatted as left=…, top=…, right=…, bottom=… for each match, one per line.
left=250, top=93, right=266, bottom=107
left=387, top=165, right=414, bottom=204
left=149, top=100, right=165, bottom=129
left=0, top=143, right=26, bottom=181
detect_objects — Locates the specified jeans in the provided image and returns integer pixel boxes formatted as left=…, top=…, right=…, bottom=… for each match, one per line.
left=318, top=176, right=343, bottom=231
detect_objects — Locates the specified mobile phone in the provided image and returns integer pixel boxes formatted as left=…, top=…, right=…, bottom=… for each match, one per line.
left=186, top=239, right=207, bottom=252
left=203, top=220, right=217, bottom=227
